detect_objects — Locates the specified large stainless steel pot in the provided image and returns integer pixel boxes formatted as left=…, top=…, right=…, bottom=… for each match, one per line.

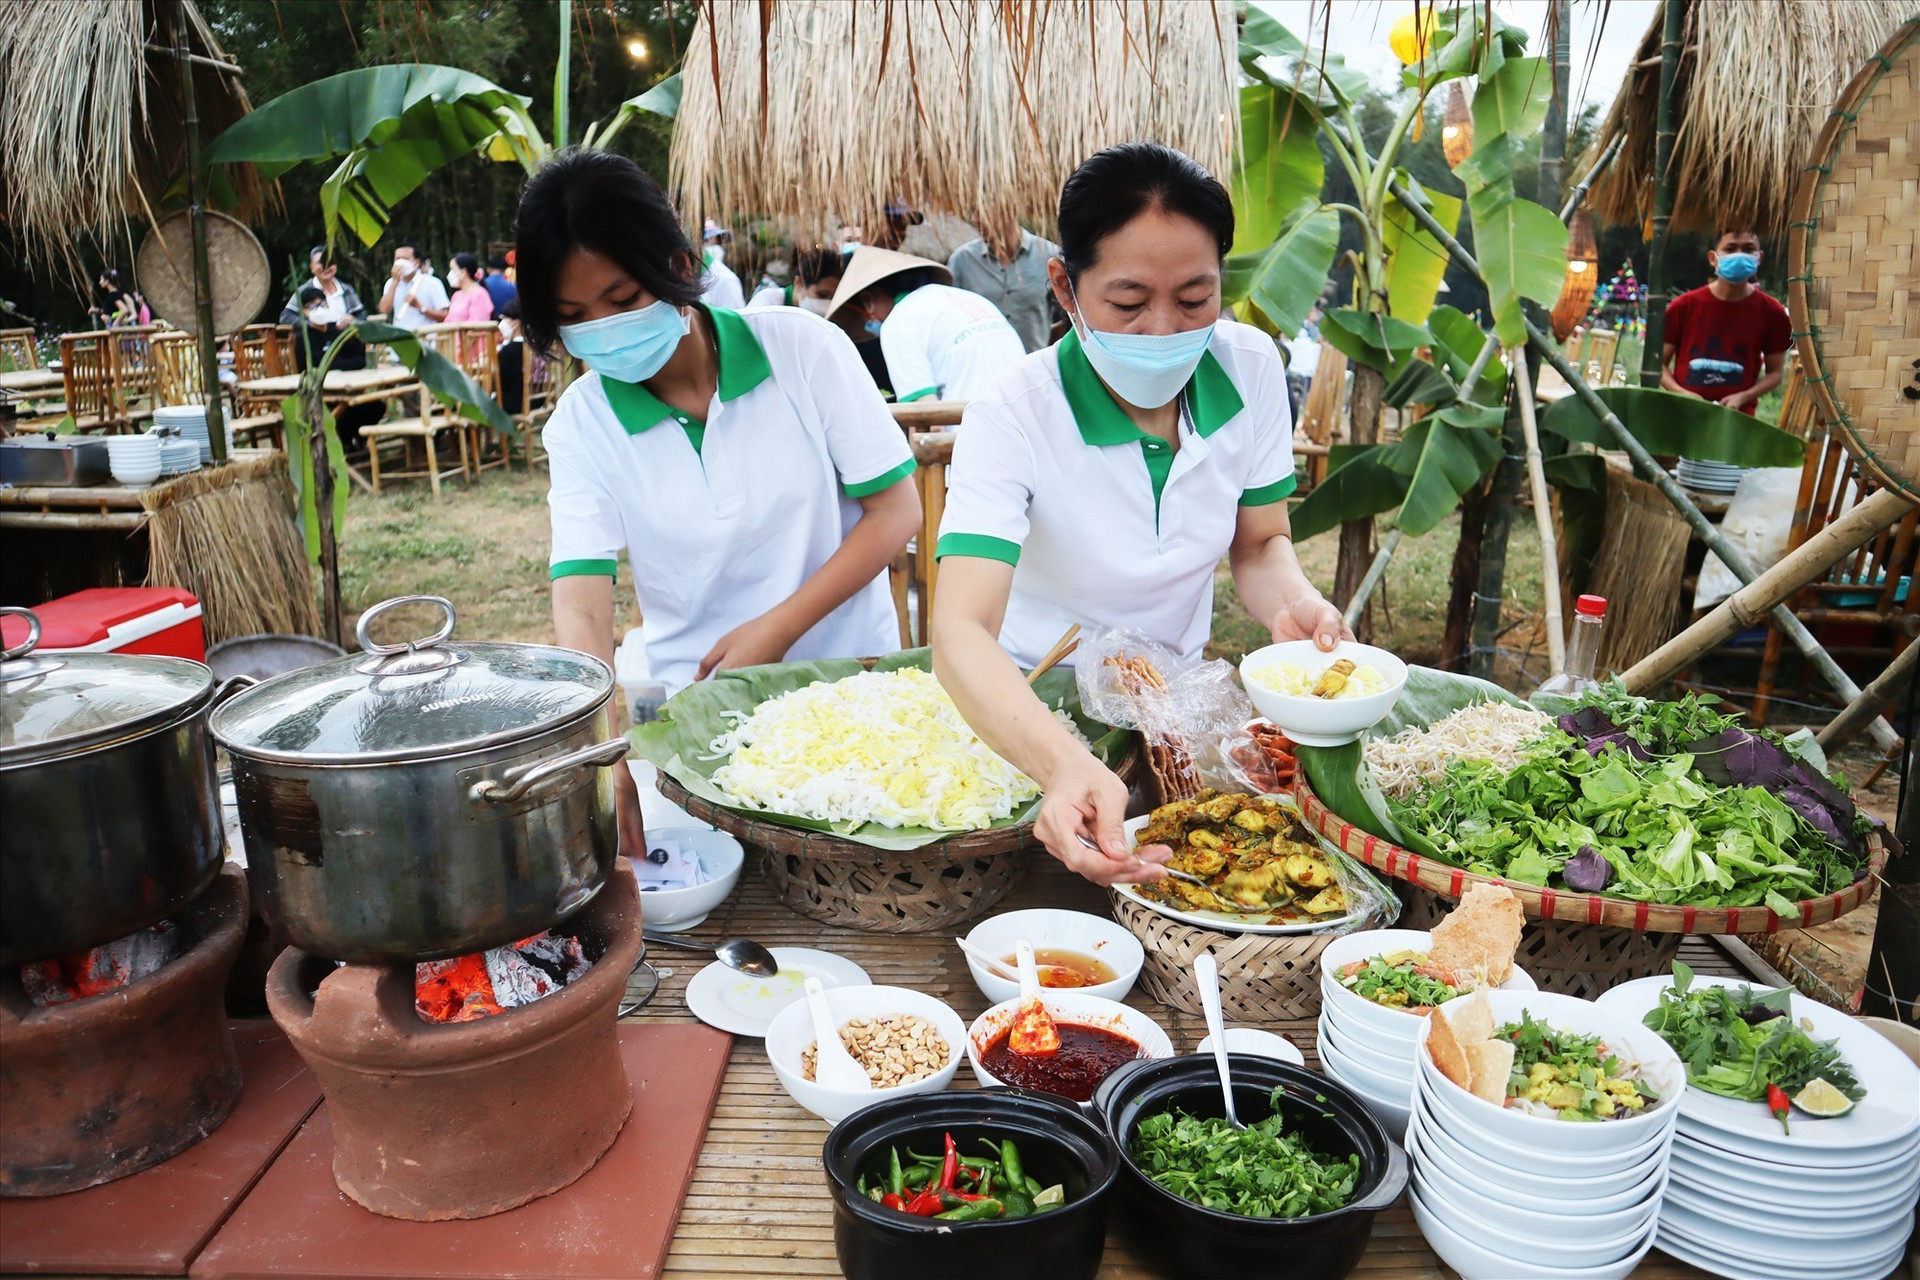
left=0, top=607, right=228, bottom=965
left=209, top=595, right=629, bottom=963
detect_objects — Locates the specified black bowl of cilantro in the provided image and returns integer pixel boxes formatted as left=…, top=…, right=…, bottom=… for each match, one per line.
left=1093, top=1055, right=1407, bottom=1279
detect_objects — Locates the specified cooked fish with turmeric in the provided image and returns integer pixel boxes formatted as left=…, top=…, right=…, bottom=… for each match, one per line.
left=1311, top=658, right=1358, bottom=699
left=1134, top=790, right=1347, bottom=922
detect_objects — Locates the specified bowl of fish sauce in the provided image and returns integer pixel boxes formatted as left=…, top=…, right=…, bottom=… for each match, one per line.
left=960, top=908, right=1144, bottom=1005
left=822, top=1088, right=1121, bottom=1280
left=966, top=991, right=1173, bottom=1105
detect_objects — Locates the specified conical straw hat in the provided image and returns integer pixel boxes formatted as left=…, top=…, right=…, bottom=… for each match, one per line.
left=826, top=247, right=952, bottom=318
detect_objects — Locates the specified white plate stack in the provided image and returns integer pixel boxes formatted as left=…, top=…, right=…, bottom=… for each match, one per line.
left=105, top=433, right=163, bottom=487
left=1406, top=990, right=1683, bottom=1280
left=1676, top=458, right=1747, bottom=493
left=153, top=404, right=230, bottom=464
left=158, top=437, right=202, bottom=476
left=1596, top=975, right=1920, bottom=1280
left=1315, top=928, right=1537, bottom=1141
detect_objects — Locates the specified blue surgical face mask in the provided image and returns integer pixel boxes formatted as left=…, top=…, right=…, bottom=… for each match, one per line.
left=1067, top=280, right=1215, bottom=409
left=558, top=300, right=689, bottom=384
left=862, top=316, right=885, bottom=339
left=1714, top=252, right=1759, bottom=283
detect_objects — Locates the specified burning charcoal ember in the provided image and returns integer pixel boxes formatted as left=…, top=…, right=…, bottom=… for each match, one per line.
left=21, top=920, right=183, bottom=1007
left=414, top=931, right=592, bottom=1024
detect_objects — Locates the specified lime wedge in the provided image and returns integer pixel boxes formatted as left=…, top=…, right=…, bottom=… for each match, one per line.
left=1033, top=1184, right=1065, bottom=1210
left=1791, top=1078, right=1855, bottom=1119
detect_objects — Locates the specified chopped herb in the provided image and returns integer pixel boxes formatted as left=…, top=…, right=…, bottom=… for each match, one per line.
left=1129, top=1086, right=1358, bottom=1218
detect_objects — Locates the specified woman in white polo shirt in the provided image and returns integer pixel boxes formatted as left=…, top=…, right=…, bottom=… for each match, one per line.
left=829, top=247, right=1027, bottom=403
left=516, top=151, right=920, bottom=855
left=931, top=142, right=1349, bottom=888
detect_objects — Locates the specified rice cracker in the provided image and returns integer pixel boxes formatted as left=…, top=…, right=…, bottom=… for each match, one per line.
left=1430, top=883, right=1524, bottom=986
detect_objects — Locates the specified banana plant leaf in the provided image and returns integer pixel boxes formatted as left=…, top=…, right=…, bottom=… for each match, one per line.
left=1383, top=358, right=1460, bottom=409
left=1289, top=446, right=1409, bottom=542
left=1320, top=309, right=1431, bottom=374
left=1458, top=137, right=1568, bottom=347
left=1425, top=305, right=1507, bottom=406
left=355, top=322, right=516, bottom=435
left=1229, top=83, right=1324, bottom=256
left=629, top=649, right=1131, bottom=851
left=1539, top=387, right=1805, bottom=468
left=1295, top=667, right=1524, bottom=855
left=1386, top=418, right=1507, bottom=537
left=1383, top=184, right=1462, bottom=323
left=1224, top=205, right=1342, bottom=337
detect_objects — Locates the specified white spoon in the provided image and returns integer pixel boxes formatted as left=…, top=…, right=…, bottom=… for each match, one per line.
left=804, top=976, right=869, bottom=1092
left=954, top=936, right=1020, bottom=982
left=1009, top=939, right=1060, bottom=1057
left=1194, top=952, right=1244, bottom=1130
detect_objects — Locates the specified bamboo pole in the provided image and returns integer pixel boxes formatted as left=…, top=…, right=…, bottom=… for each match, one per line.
left=169, top=0, right=226, bottom=465
left=1816, top=639, right=1916, bottom=752
left=554, top=0, right=572, bottom=149
left=1382, top=174, right=1903, bottom=754
left=1640, top=0, right=1689, bottom=387
left=1620, top=489, right=1915, bottom=689
left=1509, top=352, right=1566, bottom=674
left=1560, top=135, right=1626, bottom=222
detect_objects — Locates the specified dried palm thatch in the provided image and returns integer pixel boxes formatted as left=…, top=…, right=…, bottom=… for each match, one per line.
left=141, top=456, right=320, bottom=643
left=1577, top=0, right=1908, bottom=237
left=671, top=0, right=1238, bottom=239
left=0, top=0, right=267, bottom=281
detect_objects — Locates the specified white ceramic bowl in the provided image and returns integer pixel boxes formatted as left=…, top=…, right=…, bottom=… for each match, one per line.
left=1238, top=640, right=1408, bottom=747
left=1195, top=1027, right=1304, bottom=1066
left=960, top=908, right=1143, bottom=1004
left=1319, top=1022, right=1413, bottom=1100
left=1320, top=927, right=1539, bottom=1044
left=1317, top=1008, right=1412, bottom=1078
left=1413, top=989, right=1683, bottom=1155
left=1412, top=1091, right=1669, bottom=1193
left=965, top=991, right=1173, bottom=1103
left=1413, top=1167, right=1660, bottom=1267
left=632, top=827, right=745, bottom=931
left=1417, top=1071, right=1674, bottom=1183
left=1408, top=1105, right=1668, bottom=1216
left=1410, top=1185, right=1658, bottom=1280
left=764, top=984, right=966, bottom=1125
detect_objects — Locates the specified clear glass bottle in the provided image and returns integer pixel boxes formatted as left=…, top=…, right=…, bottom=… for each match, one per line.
left=1537, top=595, right=1608, bottom=697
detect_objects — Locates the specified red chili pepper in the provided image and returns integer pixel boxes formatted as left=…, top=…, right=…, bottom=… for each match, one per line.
left=903, top=1189, right=945, bottom=1216
left=1767, top=1083, right=1791, bottom=1135
left=939, top=1133, right=960, bottom=1193
left=880, top=1193, right=907, bottom=1212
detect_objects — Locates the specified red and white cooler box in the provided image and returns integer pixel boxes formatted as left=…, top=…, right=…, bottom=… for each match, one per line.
left=1, top=587, right=207, bottom=662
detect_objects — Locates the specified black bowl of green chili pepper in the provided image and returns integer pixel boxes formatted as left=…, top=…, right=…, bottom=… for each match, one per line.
left=822, top=1088, right=1119, bottom=1280
left=1092, top=1055, right=1408, bottom=1279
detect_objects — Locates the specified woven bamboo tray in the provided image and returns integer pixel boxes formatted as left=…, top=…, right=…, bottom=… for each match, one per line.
left=653, top=772, right=1031, bottom=934
left=1107, top=892, right=1343, bottom=1023
left=1296, top=776, right=1887, bottom=936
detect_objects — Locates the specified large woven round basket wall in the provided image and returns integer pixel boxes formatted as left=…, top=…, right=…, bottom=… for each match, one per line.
left=1786, top=17, right=1920, bottom=500
left=136, top=210, right=271, bottom=338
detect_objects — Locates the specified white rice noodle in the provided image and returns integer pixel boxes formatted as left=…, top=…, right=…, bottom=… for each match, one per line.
left=1364, top=701, right=1555, bottom=800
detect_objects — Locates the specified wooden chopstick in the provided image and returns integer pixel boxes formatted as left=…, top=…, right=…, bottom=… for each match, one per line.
left=1025, top=623, right=1082, bottom=685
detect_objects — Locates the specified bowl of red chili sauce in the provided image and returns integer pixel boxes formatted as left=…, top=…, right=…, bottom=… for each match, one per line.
left=965, top=992, right=1174, bottom=1105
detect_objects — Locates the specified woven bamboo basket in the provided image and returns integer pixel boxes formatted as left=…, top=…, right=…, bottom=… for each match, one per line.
left=1391, top=884, right=1680, bottom=1000
left=1785, top=17, right=1920, bottom=502
left=653, top=772, right=1033, bottom=933
left=1108, top=892, right=1341, bottom=1023
left=1296, top=777, right=1887, bottom=938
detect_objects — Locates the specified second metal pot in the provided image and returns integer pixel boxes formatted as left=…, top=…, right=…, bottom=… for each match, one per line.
left=211, top=596, right=630, bottom=963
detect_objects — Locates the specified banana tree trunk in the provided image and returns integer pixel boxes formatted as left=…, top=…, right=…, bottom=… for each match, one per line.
left=1334, top=364, right=1385, bottom=637
left=306, top=378, right=343, bottom=647
left=1468, top=405, right=1525, bottom=681
left=1442, top=477, right=1491, bottom=669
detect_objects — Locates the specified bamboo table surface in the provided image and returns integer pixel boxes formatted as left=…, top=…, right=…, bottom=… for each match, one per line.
left=0, top=368, right=65, bottom=393
left=620, top=851, right=1754, bottom=1279
left=232, top=365, right=416, bottom=401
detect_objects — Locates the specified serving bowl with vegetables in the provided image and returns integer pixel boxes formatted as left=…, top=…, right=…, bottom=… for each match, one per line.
left=1092, top=1054, right=1407, bottom=1280
left=821, top=1089, right=1119, bottom=1280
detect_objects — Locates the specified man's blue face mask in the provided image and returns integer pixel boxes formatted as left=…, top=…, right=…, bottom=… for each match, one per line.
left=1714, top=252, right=1760, bottom=283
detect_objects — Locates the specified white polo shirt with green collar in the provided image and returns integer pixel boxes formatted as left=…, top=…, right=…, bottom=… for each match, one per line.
left=935, top=317, right=1297, bottom=667
left=546, top=305, right=916, bottom=693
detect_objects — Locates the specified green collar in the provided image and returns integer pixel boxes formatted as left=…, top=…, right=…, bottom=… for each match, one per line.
left=1054, top=328, right=1243, bottom=445
left=601, top=303, right=773, bottom=434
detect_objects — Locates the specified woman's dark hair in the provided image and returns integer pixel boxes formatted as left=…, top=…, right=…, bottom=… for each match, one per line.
left=298, top=283, right=326, bottom=309
left=451, top=252, right=481, bottom=279
left=792, top=247, right=843, bottom=288
left=1056, top=142, right=1234, bottom=282
left=501, top=299, right=522, bottom=321
left=513, top=148, right=700, bottom=356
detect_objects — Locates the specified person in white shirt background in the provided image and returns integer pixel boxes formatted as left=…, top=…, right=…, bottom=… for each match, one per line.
left=930, top=141, right=1348, bottom=888
left=377, top=240, right=450, bottom=331
left=827, top=247, right=1027, bottom=403
left=698, top=219, right=747, bottom=311
left=278, top=245, right=367, bottom=326
left=516, top=150, right=921, bottom=859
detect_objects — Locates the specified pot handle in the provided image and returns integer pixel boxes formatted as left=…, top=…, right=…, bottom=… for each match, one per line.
left=353, top=595, right=464, bottom=677
left=1, top=607, right=42, bottom=660
left=211, top=674, right=259, bottom=705
left=1347, top=1133, right=1409, bottom=1213
left=469, top=737, right=632, bottom=806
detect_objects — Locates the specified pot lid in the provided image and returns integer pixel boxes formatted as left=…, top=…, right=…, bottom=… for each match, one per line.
left=208, top=595, right=612, bottom=763
left=0, top=607, right=215, bottom=763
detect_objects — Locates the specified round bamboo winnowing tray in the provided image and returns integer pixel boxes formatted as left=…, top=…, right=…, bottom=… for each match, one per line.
left=1786, top=17, right=1920, bottom=500
left=136, top=210, right=271, bottom=338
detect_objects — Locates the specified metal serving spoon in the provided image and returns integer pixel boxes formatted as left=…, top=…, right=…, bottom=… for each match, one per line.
left=1194, top=951, right=1246, bottom=1130
left=640, top=930, right=780, bottom=977
left=1075, top=834, right=1221, bottom=895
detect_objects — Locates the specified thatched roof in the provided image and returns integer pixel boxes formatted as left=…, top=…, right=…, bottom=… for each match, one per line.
left=0, top=0, right=266, bottom=277
left=670, top=0, right=1238, bottom=240
left=1578, top=0, right=1909, bottom=238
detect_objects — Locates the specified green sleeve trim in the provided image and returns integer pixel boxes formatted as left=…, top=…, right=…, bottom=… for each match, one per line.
left=843, top=457, right=917, bottom=498
left=935, top=533, right=1022, bottom=565
left=550, top=558, right=617, bottom=580
left=898, top=386, right=939, bottom=403
left=1240, top=474, right=1300, bottom=507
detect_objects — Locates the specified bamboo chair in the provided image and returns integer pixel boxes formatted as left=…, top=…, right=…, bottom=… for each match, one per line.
left=0, top=328, right=39, bottom=370
left=58, top=331, right=126, bottom=433
left=508, top=347, right=565, bottom=468
left=272, top=326, right=298, bottom=377
left=905, top=429, right=957, bottom=647
left=232, top=325, right=279, bottom=383
left=1291, top=342, right=1349, bottom=494
left=420, top=324, right=510, bottom=477
left=1748, top=433, right=1919, bottom=728
left=1582, top=329, right=1619, bottom=388
left=155, top=332, right=283, bottom=449
left=108, top=326, right=159, bottom=428
left=363, top=379, right=468, bottom=498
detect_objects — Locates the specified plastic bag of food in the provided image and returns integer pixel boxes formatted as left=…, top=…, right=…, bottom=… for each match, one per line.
left=1075, top=629, right=1256, bottom=800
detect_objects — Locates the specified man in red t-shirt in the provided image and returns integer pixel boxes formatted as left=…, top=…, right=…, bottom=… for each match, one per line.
left=1660, top=228, right=1792, bottom=415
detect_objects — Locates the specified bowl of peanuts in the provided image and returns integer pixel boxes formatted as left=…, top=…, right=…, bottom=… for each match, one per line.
left=764, top=984, right=968, bottom=1124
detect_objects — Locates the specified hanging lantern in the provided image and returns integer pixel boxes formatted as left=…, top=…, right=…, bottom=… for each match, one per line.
left=1551, top=209, right=1601, bottom=342
left=1442, top=82, right=1473, bottom=166
left=1389, top=9, right=1437, bottom=66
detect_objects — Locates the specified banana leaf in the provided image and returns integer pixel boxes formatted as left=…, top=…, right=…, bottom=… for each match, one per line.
left=1294, top=666, right=1523, bottom=857
left=629, top=648, right=1130, bottom=851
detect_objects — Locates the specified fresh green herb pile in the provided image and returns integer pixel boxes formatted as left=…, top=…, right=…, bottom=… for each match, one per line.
left=1129, top=1087, right=1359, bottom=1219
left=1642, top=962, right=1865, bottom=1105
left=1383, top=686, right=1869, bottom=910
